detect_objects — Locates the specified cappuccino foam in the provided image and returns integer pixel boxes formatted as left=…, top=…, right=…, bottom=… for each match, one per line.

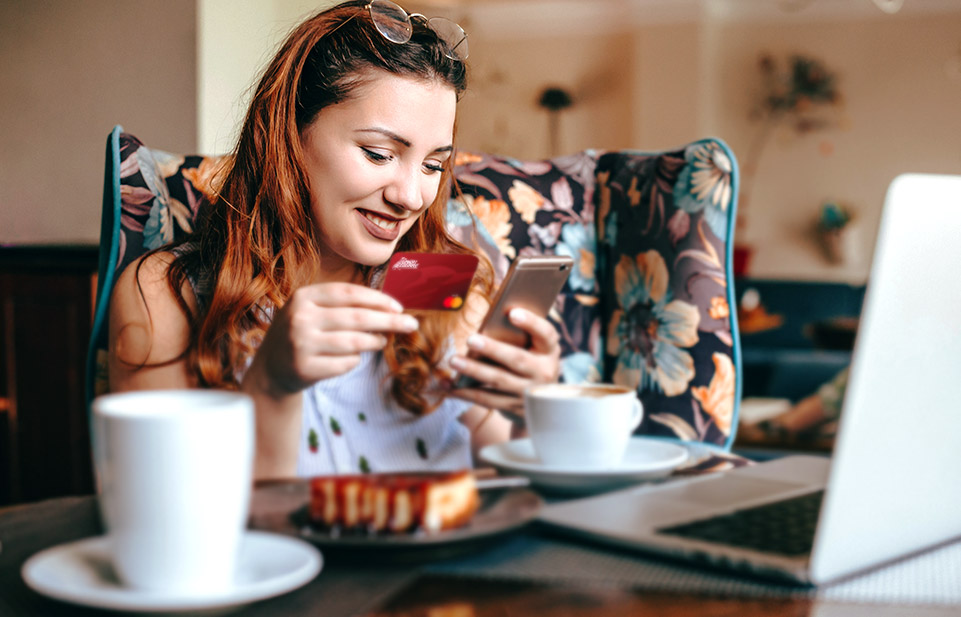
left=530, top=384, right=632, bottom=399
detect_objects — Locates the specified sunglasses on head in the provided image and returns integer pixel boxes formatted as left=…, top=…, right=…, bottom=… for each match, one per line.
left=363, top=0, right=469, bottom=61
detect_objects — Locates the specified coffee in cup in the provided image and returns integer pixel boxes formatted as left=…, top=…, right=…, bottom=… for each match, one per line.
left=524, top=383, right=643, bottom=469
left=92, top=390, right=254, bottom=594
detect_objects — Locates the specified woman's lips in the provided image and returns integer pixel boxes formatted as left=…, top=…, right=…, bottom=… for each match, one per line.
left=357, top=209, right=401, bottom=241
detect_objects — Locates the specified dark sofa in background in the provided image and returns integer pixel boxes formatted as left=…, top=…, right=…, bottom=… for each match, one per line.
left=735, top=278, right=865, bottom=403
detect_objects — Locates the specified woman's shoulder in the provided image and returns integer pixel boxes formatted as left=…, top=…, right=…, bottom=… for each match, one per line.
left=113, top=251, right=178, bottom=302
left=109, top=250, right=198, bottom=366
left=113, top=244, right=204, bottom=308
left=119, top=245, right=198, bottom=291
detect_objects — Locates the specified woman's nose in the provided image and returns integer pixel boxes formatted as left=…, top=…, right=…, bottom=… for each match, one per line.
left=383, top=165, right=426, bottom=213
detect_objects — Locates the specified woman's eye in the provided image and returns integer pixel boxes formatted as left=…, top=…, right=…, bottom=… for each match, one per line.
left=361, top=148, right=391, bottom=163
left=424, top=162, right=444, bottom=174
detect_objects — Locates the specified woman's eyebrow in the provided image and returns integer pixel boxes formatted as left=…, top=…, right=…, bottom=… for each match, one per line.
left=357, top=127, right=452, bottom=154
left=357, top=127, right=411, bottom=147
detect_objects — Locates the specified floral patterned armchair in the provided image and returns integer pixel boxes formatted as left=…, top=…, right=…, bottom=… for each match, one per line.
left=87, top=126, right=745, bottom=468
left=446, top=144, right=742, bottom=456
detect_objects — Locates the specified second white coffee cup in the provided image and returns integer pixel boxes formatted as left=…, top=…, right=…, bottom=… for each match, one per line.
left=92, top=389, right=254, bottom=595
left=524, top=383, right=643, bottom=469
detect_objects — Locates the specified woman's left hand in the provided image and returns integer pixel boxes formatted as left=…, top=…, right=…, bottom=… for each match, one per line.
left=449, top=307, right=561, bottom=416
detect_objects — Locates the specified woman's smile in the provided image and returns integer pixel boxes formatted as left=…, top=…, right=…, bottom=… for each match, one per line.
left=357, top=208, right=402, bottom=240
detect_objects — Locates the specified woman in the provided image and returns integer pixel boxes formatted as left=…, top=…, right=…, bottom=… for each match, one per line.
left=107, top=0, right=561, bottom=479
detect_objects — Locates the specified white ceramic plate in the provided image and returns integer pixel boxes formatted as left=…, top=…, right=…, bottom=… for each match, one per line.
left=479, top=437, right=690, bottom=494
left=21, top=531, right=322, bottom=613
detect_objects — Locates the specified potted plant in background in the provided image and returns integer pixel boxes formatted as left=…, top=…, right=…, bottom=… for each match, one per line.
left=815, top=200, right=856, bottom=264
left=737, top=53, right=843, bottom=276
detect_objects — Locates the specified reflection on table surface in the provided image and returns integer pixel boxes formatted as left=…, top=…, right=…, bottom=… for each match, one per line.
left=367, top=575, right=961, bottom=617
left=1, top=488, right=957, bottom=616
left=369, top=575, right=815, bottom=617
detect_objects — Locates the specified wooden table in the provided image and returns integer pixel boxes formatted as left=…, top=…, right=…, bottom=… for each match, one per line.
left=2, top=491, right=957, bottom=616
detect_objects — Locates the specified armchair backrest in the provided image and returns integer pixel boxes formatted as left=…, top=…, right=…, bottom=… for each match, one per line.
left=88, top=126, right=741, bottom=450
left=445, top=144, right=741, bottom=449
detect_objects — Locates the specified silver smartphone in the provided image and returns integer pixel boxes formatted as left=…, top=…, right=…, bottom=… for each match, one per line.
left=454, top=255, right=573, bottom=389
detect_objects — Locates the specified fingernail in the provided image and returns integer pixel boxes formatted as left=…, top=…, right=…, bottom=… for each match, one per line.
left=509, top=308, right=527, bottom=323
left=403, top=316, right=419, bottom=331
left=449, top=356, right=464, bottom=370
left=467, top=334, right=484, bottom=350
left=390, top=299, right=404, bottom=313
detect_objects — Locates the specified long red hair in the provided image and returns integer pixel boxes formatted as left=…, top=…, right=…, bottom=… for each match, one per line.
left=167, top=1, right=491, bottom=414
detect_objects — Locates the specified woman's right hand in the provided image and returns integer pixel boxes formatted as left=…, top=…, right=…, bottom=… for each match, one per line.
left=245, top=282, right=418, bottom=399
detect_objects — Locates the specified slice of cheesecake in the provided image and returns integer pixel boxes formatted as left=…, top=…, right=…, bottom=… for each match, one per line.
left=308, top=470, right=480, bottom=534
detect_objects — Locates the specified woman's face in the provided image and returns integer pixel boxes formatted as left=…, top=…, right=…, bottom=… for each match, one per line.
left=300, top=69, right=457, bottom=277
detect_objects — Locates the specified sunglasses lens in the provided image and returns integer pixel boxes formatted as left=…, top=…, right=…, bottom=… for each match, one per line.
left=369, top=0, right=412, bottom=44
left=428, top=17, right=469, bottom=60
left=366, top=1, right=468, bottom=62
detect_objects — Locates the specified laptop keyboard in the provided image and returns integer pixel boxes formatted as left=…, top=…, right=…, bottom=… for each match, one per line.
left=657, top=490, right=824, bottom=557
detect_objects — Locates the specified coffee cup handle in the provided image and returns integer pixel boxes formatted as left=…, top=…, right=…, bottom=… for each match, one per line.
left=629, top=397, right=643, bottom=431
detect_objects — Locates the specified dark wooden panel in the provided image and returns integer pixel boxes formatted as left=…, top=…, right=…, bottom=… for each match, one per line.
left=0, top=244, right=98, bottom=505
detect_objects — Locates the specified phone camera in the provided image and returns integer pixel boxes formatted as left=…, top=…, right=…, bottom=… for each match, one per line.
left=560, top=265, right=568, bottom=271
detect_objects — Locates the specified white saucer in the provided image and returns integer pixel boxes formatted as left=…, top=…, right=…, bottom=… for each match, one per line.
left=21, top=531, right=322, bottom=613
left=479, top=437, right=689, bottom=494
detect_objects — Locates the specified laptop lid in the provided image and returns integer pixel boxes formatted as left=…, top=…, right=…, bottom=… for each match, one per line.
left=810, top=173, right=961, bottom=582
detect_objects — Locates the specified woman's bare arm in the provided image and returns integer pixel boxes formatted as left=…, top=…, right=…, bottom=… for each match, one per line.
left=108, top=252, right=195, bottom=391
left=107, top=252, right=304, bottom=480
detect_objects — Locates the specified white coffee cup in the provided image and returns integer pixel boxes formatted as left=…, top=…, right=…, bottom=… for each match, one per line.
left=92, top=390, right=254, bottom=595
left=524, top=383, right=643, bottom=469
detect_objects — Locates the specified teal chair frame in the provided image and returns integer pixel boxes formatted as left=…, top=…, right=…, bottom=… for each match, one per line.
left=86, top=125, right=124, bottom=414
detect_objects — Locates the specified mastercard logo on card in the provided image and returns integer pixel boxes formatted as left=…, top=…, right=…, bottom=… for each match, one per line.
left=381, top=252, right=479, bottom=311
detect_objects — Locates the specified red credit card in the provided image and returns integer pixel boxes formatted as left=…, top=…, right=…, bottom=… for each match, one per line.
left=381, top=252, right=479, bottom=311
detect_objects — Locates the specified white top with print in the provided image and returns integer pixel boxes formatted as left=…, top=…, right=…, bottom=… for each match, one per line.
left=296, top=351, right=473, bottom=475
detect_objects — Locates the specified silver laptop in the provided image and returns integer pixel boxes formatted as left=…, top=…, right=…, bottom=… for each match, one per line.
left=539, top=173, right=961, bottom=585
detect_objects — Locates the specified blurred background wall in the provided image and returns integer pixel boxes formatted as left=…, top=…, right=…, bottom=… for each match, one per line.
left=0, top=0, right=196, bottom=246
left=2, top=0, right=960, bottom=284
